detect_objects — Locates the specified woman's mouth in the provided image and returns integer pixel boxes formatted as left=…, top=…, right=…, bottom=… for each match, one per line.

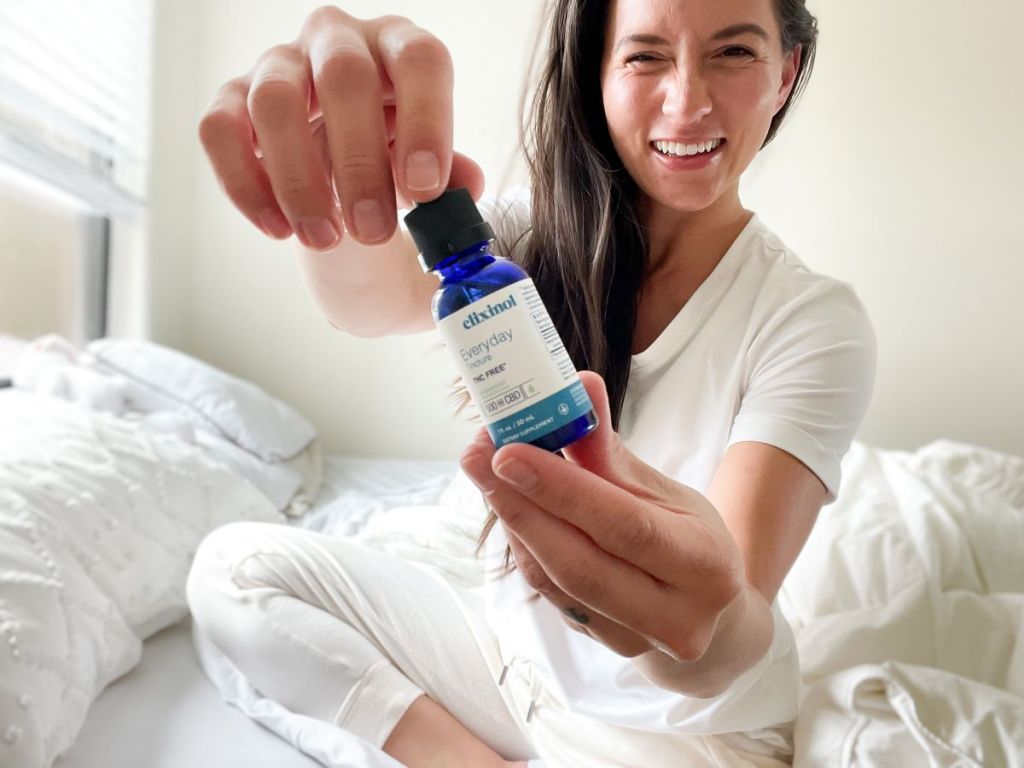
left=650, top=138, right=726, bottom=170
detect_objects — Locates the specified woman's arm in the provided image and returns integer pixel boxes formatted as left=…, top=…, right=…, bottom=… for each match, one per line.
left=632, top=441, right=827, bottom=698
left=294, top=224, right=439, bottom=337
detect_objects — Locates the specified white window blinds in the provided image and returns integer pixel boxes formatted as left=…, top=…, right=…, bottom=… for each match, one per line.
left=0, top=0, right=154, bottom=216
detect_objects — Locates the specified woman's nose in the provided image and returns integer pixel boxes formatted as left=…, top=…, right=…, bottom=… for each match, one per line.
left=662, top=63, right=712, bottom=124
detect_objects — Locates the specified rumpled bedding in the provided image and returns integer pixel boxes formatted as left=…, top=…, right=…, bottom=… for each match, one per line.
left=780, top=440, right=1024, bottom=767
left=10, top=334, right=322, bottom=516
left=0, top=390, right=284, bottom=767
left=199, top=439, right=1024, bottom=767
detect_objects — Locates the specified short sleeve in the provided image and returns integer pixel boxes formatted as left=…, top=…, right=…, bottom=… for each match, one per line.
left=727, top=280, right=877, bottom=505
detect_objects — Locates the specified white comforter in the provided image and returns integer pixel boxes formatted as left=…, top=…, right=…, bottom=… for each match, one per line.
left=0, top=390, right=284, bottom=767
left=197, top=438, right=1024, bottom=766
left=780, top=440, right=1024, bottom=766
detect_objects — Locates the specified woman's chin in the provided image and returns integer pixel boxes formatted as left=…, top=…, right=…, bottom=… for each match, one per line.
left=645, top=188, right=720, bottom=215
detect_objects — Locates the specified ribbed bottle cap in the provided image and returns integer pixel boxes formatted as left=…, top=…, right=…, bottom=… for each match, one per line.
left=403, top=188, right=495, bottom=270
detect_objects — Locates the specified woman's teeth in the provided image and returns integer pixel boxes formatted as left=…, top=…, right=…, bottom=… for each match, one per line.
left=654, top=138, right=722, bottom=157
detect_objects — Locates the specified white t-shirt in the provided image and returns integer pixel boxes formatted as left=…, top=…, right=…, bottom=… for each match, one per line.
left=473, top=193, right=878, bottom=738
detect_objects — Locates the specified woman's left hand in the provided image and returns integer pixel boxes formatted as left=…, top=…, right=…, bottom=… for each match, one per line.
left=459, top=371, right=745, bottom=662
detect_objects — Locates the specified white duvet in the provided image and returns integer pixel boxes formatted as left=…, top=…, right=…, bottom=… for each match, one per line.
left=196, top=438, right=1024, bottom=767
left=0, top=390, right=284, bottom=768
left=781, top=440, right=1024, bottom=766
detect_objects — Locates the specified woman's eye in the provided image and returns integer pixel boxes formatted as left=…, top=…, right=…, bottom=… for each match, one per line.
left=722, top=46, right=755, bottom=58
left=625, top=53, right=658, bottom=64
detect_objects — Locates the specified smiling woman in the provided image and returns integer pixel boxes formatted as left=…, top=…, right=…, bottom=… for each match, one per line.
left=184, top=0, right=881, bottom=766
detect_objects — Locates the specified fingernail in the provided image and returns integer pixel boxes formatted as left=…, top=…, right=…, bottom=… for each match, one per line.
left=297, top=216, right=340, bottom=250
left=258, top=209, right=291, bottom=238
left=405, top=150, right=440, bottom=192
left=352, top=199, right=389, bottom=243
left=494, top=458, right=537, bottom=491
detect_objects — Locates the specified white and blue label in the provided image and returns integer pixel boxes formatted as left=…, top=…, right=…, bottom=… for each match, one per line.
left=437, top=278, right=593, bottom=446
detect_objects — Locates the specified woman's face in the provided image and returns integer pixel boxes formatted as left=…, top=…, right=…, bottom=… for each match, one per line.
left=600, top=0, right=799, bottom=215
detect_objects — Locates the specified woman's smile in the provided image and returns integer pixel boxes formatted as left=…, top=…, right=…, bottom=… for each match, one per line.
left=650, top=138, right=727, bottom=171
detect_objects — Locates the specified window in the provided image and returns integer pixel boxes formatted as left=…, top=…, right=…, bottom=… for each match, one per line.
left=0, top=0, right=153, bottom=344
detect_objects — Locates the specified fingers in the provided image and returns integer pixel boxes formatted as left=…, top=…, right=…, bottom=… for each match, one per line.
left=199, top=77, right=292, bottom=239
left=503, top=528, right=651, bottom=658
left=307, top=22, right=396, bottom=245
left=247, top=44, right=342, bottom=249
left=563, top=371, right=686, bottom=503
left=488, top=443, right=691, bottom=584
left=373, top=19, right=453, bottom=202
left=201, top=8, right=465, bottom=248
left=492, top=481, right=674, bottom=639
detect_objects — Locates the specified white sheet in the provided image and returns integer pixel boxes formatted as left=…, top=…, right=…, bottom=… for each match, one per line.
left=782, top=439, right=1024, bottom=766
left=0, top=389, right=285, bottom=768
left=58, top=455, right=456, bottom=768
left=54, top=618, right=321, bottom=768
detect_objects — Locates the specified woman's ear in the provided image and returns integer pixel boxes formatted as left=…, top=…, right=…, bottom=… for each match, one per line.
left=774, top=43, right=802, bottom=114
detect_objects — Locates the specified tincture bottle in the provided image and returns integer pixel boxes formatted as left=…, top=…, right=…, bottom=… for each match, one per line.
left=403, top=188, right=598, bottom=451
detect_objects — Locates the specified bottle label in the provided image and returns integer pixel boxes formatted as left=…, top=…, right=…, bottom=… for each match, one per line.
left=437, top=277, right=593, bottom=446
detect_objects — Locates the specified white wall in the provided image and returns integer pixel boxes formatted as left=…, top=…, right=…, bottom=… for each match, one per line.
left=743, top=0, right=1024, bottom=456
left=147, top=0, right=1024, bottom=460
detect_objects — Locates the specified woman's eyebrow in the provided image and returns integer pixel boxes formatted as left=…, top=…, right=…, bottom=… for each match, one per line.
left=614, top=23, right=769, bottom=53
left=710, top=23, right=770, bottom=42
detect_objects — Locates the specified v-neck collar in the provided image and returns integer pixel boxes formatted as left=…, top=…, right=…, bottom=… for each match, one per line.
left=630, top=213, right=762, bottom=373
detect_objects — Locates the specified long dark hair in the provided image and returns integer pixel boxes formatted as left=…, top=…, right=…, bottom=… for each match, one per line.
left=465, top=0, right=819, bottom=573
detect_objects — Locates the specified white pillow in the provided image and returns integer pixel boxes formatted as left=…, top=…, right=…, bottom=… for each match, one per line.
left=0, top=390, right=284, bottom=768
left=85, top=338, right=316, bottom=463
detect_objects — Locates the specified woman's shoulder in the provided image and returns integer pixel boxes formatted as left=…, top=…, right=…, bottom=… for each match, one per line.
left=740, top=216, right=876, bottom=345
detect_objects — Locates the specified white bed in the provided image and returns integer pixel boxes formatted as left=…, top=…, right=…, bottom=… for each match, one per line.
left=57, top=456, right=456, bottom=768
left=2, top=334, right=1022, bottom=768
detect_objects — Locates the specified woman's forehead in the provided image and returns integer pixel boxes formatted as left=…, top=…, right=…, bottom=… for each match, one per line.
left=605, top=0, right=778, bottom=39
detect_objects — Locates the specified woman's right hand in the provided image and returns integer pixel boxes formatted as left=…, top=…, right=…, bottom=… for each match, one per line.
left=198, top=6, right=485, bottom=251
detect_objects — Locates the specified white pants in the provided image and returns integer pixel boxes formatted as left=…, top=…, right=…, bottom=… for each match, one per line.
left=187, top=521, right=791, bottom=768
left=186, top=521, right=537, bottom=761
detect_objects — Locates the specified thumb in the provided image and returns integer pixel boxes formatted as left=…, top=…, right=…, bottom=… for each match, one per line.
left=564, top=371, right=683, bottom=503
left=448, top=151, right=486, bottom=201
left=561, top=371, right=629, bottom=476
left=393, top=150, right=485, bottom=210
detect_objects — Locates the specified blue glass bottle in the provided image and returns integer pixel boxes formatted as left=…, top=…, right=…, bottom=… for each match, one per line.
left=404, top=189, right=598, bottom=452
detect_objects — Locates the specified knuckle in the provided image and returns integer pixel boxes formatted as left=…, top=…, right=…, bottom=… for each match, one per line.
left=389, top=32, right=451, bottom=73
left=198, top=108, right=238, bottom=150
left=247, top=78, right=304, bottom=125
left=622, top=514, right=658, bottom=554
left=275, top=172, right=318, bottom=201
left=560, top=560, right=603, bottom=601
left=660, top=637, right=697, bottom=663
left=219, top=174, right=261, bottom=214
left=401, top=106, right=447, bottom=141
left=662, top=628, right=710, bottom=663
left=518, top=560, right=549, bottom=592
left=315, top=47, right=377, bottom=92
left=305, top=5, right=347, bottom=32
left=333, top=148, right=382, bottom=182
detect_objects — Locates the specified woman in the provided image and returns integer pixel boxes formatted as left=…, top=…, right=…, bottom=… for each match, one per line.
left=187, top=0, right=876, bottom=765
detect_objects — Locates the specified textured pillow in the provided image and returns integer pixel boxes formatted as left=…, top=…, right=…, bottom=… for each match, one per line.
left=85, top=338, right=316, bottom=462
left=0, top=390, right=283, bottom=768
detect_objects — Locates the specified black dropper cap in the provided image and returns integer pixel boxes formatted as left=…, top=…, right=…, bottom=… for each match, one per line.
left=403, top=188, right=495, bottom=271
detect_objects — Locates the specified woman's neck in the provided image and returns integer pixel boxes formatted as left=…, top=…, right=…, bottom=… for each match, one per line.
left=628, top=185, right=754, bottom=355
left=641, top=184, right=752, bottom=284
